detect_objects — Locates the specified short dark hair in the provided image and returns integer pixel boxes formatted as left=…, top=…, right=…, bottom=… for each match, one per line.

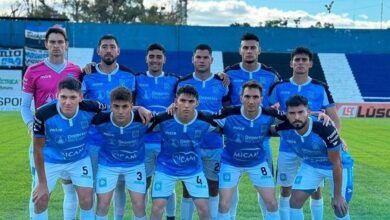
left=147, top=43, right=166, bottom=55
left=194, top=44, right=212, bottom=55
left=241, top=32, right=259, bottom=42
left=291, top=47, right=313, bottom=61
left=58, top=78, right=81, bottom=92
left=110, top=87, right=133, bottom=103
left=98, top=34, right=119, bottom=47
left=176, top=85, right=199, bottom=100
left=241, top=80, right=263, bottom=96
left=285, top=95, right=309, bottom=108
left=45, top=26, right=67, bottom=41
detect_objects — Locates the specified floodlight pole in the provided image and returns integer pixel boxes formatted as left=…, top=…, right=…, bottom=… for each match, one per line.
left=380, top=0, right=383, bottom=29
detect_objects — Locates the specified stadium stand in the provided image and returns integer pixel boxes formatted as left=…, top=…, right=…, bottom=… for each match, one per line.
left=318, top=53, right=364, bottom=103
left=346, top=54, right=390, bottom=102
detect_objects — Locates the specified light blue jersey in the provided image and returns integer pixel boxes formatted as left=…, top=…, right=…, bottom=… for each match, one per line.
left=276, top=117, right=352, bottom=169
left=269, top=77, right=336, bottom=153
left=176, top=73, right=228, bottom=150
left=149, top=111, right=216, bottom=176
left=81, top=64, right=136, bottom=148
left=33, top=100, right=105, bottom=163
left=225, top=62, right=280, bottom=106
left=213, top=106, right=284, bottom=167
left=135, top=71, right=179, bottom=144
left=82, top=64, right=136, bottom=105
left=92, top=111, right=148, bottom=167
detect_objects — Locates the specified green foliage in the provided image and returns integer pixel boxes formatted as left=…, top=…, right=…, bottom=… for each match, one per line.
left=0, top=112, right=389, bottom=219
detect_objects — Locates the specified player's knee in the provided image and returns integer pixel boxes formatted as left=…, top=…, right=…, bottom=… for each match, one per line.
left=151, top=201, right=165, bottom=214
left=218, top=198, right=230, bottom=212
left=96, top=199, right=110, bottom=215
left=265, top=198, right=278, bottom=212
left=289, top=196, right=304, bottom=209
left=132, top=198, right=146, bottom=213
left=195, top=201, right=210, bottom=216
left=78, top=193, right=93, bottom=209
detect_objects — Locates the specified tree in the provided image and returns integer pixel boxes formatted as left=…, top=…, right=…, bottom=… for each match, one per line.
left=28, top=0, right=68, bottom=19
left=62, top=0, right=91, bottom=22
left=230, top=22, right=251, bottom=27
left=264, top=19, right=287, bottom=28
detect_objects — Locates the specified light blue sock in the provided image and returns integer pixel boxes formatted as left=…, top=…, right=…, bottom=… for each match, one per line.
left=95, top=214, right=108, bottom=220
left=229, top=188, right=239, bottom=219
left=79, top=208, right=94, bottom=219
left=257, top=193, right=267, bottom=219
left=180, top=197, right=194, bottom=220
left=209, top=195, right=219, bottom=220
left=279, top=196, right=290, bottom=220
left=310, top=198, right=324, bottom=220
left=134, top=215, right=147, bottom=220
left=166, top=191, right=176, bottom=217
left=218, top=211, right=231, bottom=220
left=290, top=208, right=304, bottom=220
left=114, top=180, right=126, bottom=220
left=62, top=183, right=78, bottom=220
left=33, top=210, right=48, bottom=220
left=266, top=211, right=280, bottom=220
left=29, top=192, right=35, bottom=219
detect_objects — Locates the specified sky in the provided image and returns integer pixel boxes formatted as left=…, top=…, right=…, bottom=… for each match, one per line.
left=2, top=0, right=389, bottom=29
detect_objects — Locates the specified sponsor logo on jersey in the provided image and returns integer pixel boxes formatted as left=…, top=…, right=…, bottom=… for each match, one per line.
left=112, top=150, right=139, bottom=161
left=172, top=151, right=197, bottom=166
left=233, top=148, right=260, bottom=161
left=40, top=74, right=52, bottom=79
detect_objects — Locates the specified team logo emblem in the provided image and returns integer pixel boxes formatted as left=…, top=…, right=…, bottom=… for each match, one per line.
left=99, top=178, right=107, bottom=187
left=154, top=181, right=162, bottom=191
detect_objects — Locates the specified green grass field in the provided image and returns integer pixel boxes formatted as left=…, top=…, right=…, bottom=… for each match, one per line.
left=1, top=112, right=389, bottom=219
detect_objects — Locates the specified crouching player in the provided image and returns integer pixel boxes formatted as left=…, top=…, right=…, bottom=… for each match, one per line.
left=93, top=87, right=151, bottom=220
left=32, top=78, right=106, bottom=219
left=149, top=85, right=217, bottom=220
left=272, top=95, right=353, bottom=220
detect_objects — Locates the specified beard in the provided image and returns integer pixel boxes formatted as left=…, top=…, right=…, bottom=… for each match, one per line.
left=102, top=56, right=116, bottom=65
left=292, top=120, right=307, bottom=130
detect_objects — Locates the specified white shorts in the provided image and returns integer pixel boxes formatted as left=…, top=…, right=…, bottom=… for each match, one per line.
left=219, top=162, right=275, bottom=189
left=96, top=163, right=146, bottom=194
left=293, top=163, right=348, bottom=198
left=276, top=151, right=301, bottom=187
left=145, top=143, right=161, bottom=177
left=200, top=148, right=222, bottom=181
left=152, top=171, right=209, bottom=199
left=33, top=157, right=93, bottom=192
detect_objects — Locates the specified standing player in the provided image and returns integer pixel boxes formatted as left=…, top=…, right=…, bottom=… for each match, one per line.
left=82, top=34, right=136, bottom=220
left=269, top=47, right=340, bottom=220
left=149, top=85, right=216, bottom=220
left=175, top=44, right=228, bottom=220
left=223, top=32, right=281, bottom=218
left=135, top=43, right=179, bottom=220
left=32, top=78, right=105, bottom=219
left=272, top=95, right=352, bottom=220
left=215, top=81, right=281, bottom=220
left=93, top=87, right=148, bottom=220
left=21, top=26, right=82, bottom=220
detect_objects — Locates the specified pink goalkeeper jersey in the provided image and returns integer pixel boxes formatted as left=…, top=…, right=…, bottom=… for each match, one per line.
left=22, top=60, right=82, bottom=110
